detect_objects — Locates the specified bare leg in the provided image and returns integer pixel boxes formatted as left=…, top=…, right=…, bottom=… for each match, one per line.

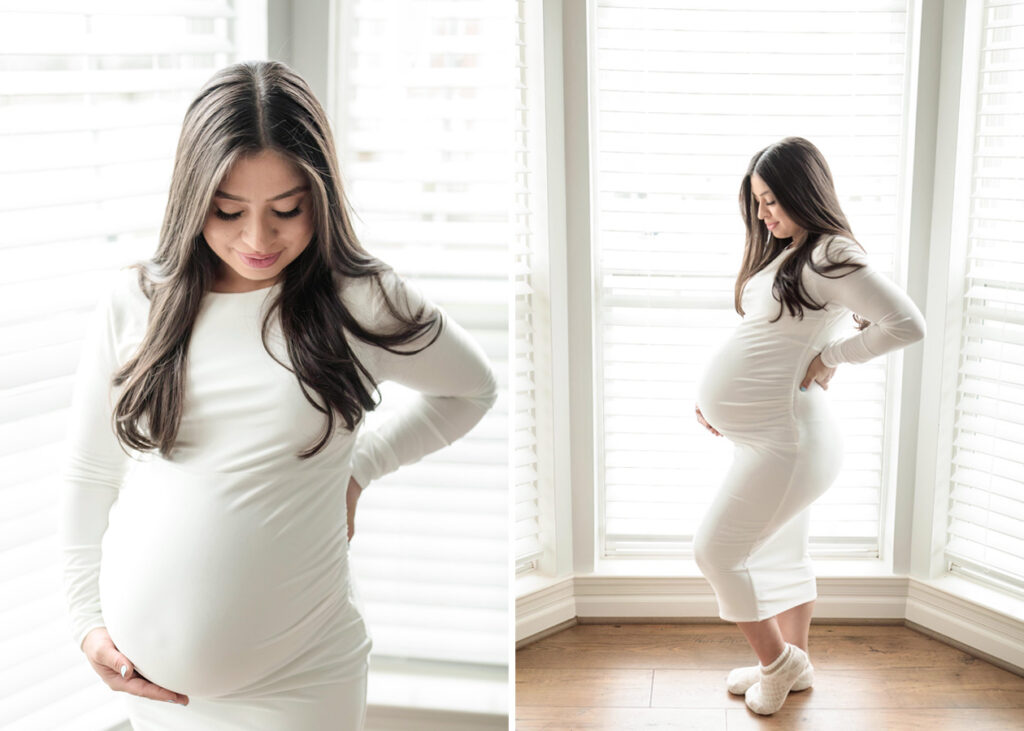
left=776, top=599, right=815, bottom=653
left=735, top=617, right=787, bottom=666
left=735, top=599, right=814, bottom=666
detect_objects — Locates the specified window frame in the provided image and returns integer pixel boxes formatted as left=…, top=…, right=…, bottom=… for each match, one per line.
left=588, top=0, right=919, bottom=564
left=568, top=0, right=928, bottom=578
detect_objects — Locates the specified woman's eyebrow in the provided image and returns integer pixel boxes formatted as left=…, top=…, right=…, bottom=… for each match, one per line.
left=214, top=185, right=309, bottom=202
left=752, top=188, right=772, bottom=199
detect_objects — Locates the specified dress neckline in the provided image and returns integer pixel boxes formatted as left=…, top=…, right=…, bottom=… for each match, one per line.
left=205, top=281, right=282, bottom=298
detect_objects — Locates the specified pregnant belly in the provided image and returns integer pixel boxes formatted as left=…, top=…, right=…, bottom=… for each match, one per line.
left=99, top=460, right=356, bottom=698
left=695, top=331, right=801, bottom=438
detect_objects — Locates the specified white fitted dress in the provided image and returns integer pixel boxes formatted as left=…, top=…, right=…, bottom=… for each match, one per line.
left=58, top=265, right=497, bottom=730
left=693, top=236, right=925, bottom=622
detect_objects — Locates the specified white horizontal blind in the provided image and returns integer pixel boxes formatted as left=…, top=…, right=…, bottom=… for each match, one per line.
left=0, top=3, right=257, bottom=729
left=513, top=0, right=544, bottom=575
left=335, top=0, right=509, bottom=665
left=945, top=0, right=1024, bottom=592
left=593, top=1, right=910, bottom=557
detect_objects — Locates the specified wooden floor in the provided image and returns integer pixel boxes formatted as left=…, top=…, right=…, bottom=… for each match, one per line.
left=516, top=623, right=1024, bottom=730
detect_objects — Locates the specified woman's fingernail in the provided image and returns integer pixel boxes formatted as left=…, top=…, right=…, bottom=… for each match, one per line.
left=120, top=664, right=127, bottom=678
left=166, top=699, right=177, bottom=704
left=800, top=386, right=807, bottom=391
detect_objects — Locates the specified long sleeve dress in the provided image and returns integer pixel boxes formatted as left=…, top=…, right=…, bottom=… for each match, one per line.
left=693, top=235, right=925, bottom=623
left=58, top=264, right=498, bottom=730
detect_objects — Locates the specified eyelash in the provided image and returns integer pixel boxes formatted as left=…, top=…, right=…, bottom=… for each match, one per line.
left=214, top=207, right=302, bottom=221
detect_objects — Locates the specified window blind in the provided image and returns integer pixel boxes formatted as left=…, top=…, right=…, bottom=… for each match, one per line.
left=0, top=3, right=258, bottom=729
left=592, top=1, right=911, bottom=557
left=514, top=0, right=546, bottom=576
left=945, top=0, right=1024, bottom=592
left=334, top=0, right=509, bottom=666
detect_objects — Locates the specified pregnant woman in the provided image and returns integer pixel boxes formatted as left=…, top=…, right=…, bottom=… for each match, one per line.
left=693, top=137, right=925, bottom=716
left=58, top=61, right=497, bottom=730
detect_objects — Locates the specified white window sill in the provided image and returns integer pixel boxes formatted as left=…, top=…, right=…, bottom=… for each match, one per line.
left=590, top=555, right=896, bottom=579
left=516, top=556, right=898, bottom=599
left=366, top=657, right=508, bottom=716
left=913, top=573, right=1024, bottom=623
left=515, top=570, right=571, bottom=597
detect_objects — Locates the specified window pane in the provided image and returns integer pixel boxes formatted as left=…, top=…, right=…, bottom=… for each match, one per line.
left=335, top=0, right=511, bottom=665
left=0, top=3, right=257, bottom=728
left=945, top=0, right=1024, bottom=593
left=592, top=0, right=911, bottom=558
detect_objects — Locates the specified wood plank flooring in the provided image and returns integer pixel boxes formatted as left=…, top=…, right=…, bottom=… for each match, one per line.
left=516, top=623, right=1024, bottom=730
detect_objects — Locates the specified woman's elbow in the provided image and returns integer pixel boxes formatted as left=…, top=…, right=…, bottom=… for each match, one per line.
left=881, top=307, right=926, bottom=345
left=476, top=364, right=499, bottom=411
left=906, top=310, right=926, bottom=343
left=453, top=359, right=498, bottom=413
left=891, top=317, right=925, bottom=348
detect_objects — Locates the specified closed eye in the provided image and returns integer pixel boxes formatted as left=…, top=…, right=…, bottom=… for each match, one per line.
left=214, top=207, right=303, bottom=221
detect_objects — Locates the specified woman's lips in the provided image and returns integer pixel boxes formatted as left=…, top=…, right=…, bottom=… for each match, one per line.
left=238, top=251, right=282, bottom=268
left=766, top=222, right=778, bottom=230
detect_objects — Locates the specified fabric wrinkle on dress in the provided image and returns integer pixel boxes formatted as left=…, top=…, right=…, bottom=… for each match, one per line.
left=693, top=236, right=925, bottom=623
left=57, top=266, right=498, bottom=730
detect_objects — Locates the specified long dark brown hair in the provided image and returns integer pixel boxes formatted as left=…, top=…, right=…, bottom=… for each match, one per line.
left=112, top=61, right=443, bottom=459
left=736, top=136, right=870, bottom=331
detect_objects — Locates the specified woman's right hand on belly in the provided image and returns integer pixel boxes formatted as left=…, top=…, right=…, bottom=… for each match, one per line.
left=82, top=627, right=190, bottom=706
left=695, top=403, right=722, bottom=437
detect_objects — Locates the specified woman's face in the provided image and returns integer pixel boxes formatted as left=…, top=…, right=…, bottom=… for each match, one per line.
left=202, top=148, right=315, bottom=292
left=750, top=172, right=805, bottom=245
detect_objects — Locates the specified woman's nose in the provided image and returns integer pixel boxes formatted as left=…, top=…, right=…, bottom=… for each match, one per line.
left=242, top=217, right=275, bottom=252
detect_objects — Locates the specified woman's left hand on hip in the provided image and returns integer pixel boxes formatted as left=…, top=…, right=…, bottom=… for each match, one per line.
left=800, top=352, right=836, bottom=391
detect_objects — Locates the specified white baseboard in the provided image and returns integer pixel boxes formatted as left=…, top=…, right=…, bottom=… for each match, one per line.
left=515, top=575, right=576, bottom=642
left=572, top=576, right=722, bottom=619
left=516, top=573, right=1024, bottom=674
left=906, top=578, right=1024, bottom=672
left=572, top=574, right=910, bottom=621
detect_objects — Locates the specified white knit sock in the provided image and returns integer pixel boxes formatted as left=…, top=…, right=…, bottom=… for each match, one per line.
left=744, top=643, right=812, bottom=715
left=726, top=659, right=813, bottom=695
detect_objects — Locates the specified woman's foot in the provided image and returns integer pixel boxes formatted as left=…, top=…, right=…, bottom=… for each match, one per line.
left=726, top=661, right=813, bottom=695
left=744, top=643, right=813, bottom=715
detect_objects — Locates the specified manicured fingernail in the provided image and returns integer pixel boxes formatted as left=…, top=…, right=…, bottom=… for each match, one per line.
left=800, top=386, right=807, bottom=391
left=120, top=664, right=127, bottom=678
